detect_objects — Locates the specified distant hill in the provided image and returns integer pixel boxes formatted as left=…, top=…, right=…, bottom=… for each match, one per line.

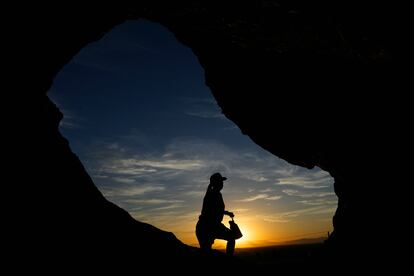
left=235, top=236, right=327, bottom=251
left=279, top=236, right=327, bottom=245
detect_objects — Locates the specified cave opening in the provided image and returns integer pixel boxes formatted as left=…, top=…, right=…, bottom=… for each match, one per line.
left=48, top=19, right=337, bottom=250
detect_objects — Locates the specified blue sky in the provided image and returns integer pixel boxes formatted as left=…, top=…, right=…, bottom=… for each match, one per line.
left=48, top=19, right=337, bottom=247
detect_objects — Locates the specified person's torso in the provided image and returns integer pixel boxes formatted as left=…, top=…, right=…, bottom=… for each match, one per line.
left=199, top=191, right=225, bottom=223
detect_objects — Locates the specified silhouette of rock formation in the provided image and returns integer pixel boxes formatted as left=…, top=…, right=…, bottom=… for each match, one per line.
left=8, top=1, right=402, bottom=272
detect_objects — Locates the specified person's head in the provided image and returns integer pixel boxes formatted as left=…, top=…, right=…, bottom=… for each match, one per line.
left=209, top=172, right=227, bottom=191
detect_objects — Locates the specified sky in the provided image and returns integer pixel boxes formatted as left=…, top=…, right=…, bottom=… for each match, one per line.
left=48, top=19, right=337, bottom=249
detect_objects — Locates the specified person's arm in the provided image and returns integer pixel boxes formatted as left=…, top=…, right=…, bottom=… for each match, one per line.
left=224, top=210, right=234, bottom=218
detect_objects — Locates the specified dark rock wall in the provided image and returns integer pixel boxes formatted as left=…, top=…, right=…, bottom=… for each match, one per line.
left=8, top=0, right=401, bottom=270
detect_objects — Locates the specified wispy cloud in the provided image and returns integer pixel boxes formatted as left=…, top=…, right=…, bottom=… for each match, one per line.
left=238, top=194, right=269, bottom=202
left=133, top=159, right=205, bottom=170
left=282, top=189, right=335, bottom=198
left=48, top=97, right=84, bottom=130
left=102, top=185, right=165, bottom=197
left=182, top=97, right=227, bottom=121
left=266, top=195, right=283, bottom=200
left=275, top=171, right=332, bottom=189
left=180, top=97, right=217, bottom=105
left=99, top=158, right=204, bottom=178
left=186, top=111, right=225, bottom=119
left=112, top=177, right=136, bottom=184
left=298, top=198, right=338, bottom=206
left=60, top=114, right=83, bottom=129
left=259, top=206, right=336, bottom=223
left=237, top=194, right=282, bottom=202
left=242, top=174, right=268, bottom=182
left=125, top=199, right=184, bottom=205
left=182, top=190, right=205, bottom=197
left=151, top=203, right=184, bottom=211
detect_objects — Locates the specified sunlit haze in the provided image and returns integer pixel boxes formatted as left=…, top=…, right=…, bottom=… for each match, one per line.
left=49, top=20, right=337, bottom=249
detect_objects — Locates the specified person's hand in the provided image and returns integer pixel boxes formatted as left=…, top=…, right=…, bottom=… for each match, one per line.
left=228, top=212, right=234, bottom=218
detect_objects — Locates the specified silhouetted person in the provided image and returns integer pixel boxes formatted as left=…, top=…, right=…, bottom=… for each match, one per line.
left=196, top=172, right=237, bottom=255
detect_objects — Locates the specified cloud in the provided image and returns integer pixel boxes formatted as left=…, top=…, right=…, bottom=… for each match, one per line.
left=112, top=177, right=136, bottom=184
left=60, top=115, right=82, bottom=129
left=182, top=97, right=227, bottom=121
left=99, top=157, right=205, bottom=178
left=151, top=203, right=184, bottom=211
left=102, top=185, right=165, bottom=197
left=223, top=125, right=239, bottom=131
left=238, top=194, right=270, bottom=202
left=125, top=199, right=184, bottom=205
left=241, top=174, right=268, bottom=182
left=133, top=159, right=204, bottom=170
left=282, top=189, right=335, bottom=198
left=179, top=97, right=217, bottom=105
left=266, top=195, right=283, bottom=201
left=237, top=194, right=282, bottom=202
left=182, top=190, right=205, bottom=197
left=298, top=198, right=338, bottom=206
left=308, top=207, right=337, bottom=215
left=259, top=206, right=336, bottom=223
left=186, top=111, right=225, bottom=119
left=106, top=166, right=157, bottom=176
left=275, top=171, right=332, bottom=189
left=48, top=97, right=84, bottom=130
left=93, top=174, right=109, bottom=179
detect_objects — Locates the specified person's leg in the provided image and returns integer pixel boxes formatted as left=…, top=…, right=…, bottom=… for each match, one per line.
left=196, top=220, right=213, bottom=251
left=226, top=239, right=235, bottom=255
left=199, top=239, right=213, bottom=250
left=215, top=223, right=236, bottom=256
